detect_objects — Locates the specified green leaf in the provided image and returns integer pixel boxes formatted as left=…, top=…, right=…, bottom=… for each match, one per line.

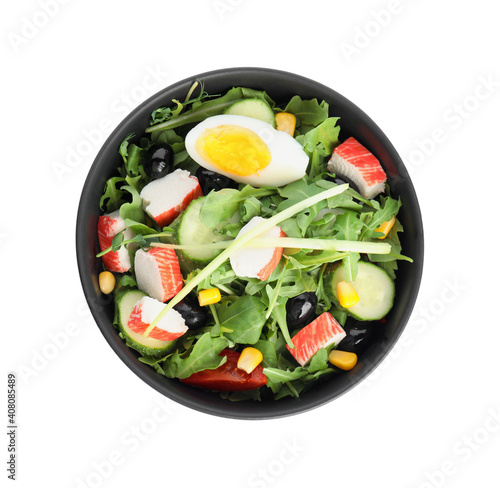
left=150, top=81, right=214, bottom=125
left=217, top=296, right=267, bottom=345
left=278, top=217, right=302, bottom=238
left=200, top=186, right=274, bottom=229
left=239, top=196, right=262, bottom=223
left=270, top=300, right=294, bottom=349
left=284, top=96, right=329, bottom=128
left=307, top=348, right=329, bottom=373
left=138, top=355, right=169, bottom=375
left=100, top=176, right=125, bottom=212
left=150, top=128, right=184, bottom=146
left=262, top=366, right=309, bottom=384
left=286, top=250, right=348, bottom=269
left=295, top=117, right=340, bottom=157
left=332, top=210, right=363, bottom=241
left=277, top=178, right=327, bottom=236
left=123, top=218, right=157, bottom=235
left=342, top=252, right=360, bottom=282
left=119, top=185, right=145, bottom=222
left=308, top=149, right=325, bottom=178
left=110, top=232, right=124, bottom=251
left=239, top=87, right=276, bottom=107
left=277, top=177, right=324, bottom=208
left=163, top=332, right=229, bottom=379
left=332, top=210, right=363, bottom=281
left=368, top=218, right=405, bottom=279
left=361, top=196, right=401, bottom=240
left=262, top=264, right=287, bottom=319
left=116, top=274, right=137, bottom=290
left=119, top=134, right=145, bottom=177
left=254, top=339, right=278, bottom=369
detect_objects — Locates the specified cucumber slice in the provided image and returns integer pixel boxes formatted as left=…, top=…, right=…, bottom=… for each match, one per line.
left=224, top=98, right=276, bottom=127
left=177, top=196, right=233, bottom=263
left=116, top=289, right=174, bottom=357
left=325, top=261, right=395, bottom=321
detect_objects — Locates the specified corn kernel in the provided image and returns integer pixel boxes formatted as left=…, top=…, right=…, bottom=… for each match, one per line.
left=328, top=350, right=358, bottom=371
left=275, top=112, right=296, bottom=137
left=198, top=288, right=221, bottom=306
left=374, top=215, right=396, bottom=239
left=328, top=349, right=358, bottom=371
left=99, top=271, right=115, bottom=295
left=337, top=280, right=359, bottom=308
left=237, top=347, right=264, bottom=374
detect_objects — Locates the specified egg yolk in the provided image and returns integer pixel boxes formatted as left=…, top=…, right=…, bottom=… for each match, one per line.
left=196, top=125, right=271, bottom=176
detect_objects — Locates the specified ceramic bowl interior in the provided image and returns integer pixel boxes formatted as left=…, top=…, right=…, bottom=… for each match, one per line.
left=76, top=67, right=424, bottom=419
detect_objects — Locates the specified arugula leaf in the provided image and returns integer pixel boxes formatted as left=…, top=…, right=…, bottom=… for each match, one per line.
left=115, top=274, right=138, bottom=290
left=262, top=264, right=287, bottom=319
left=332, top=209, right=364, bottom=241
left=119, top=185, right=145, bottom=222
left=360, top=196, right=401, bottom=240
left=254, top=339, right=278, bottom=369
left=119, top=134, right=144, bottom=176
left=332, top=210, right=363, bottom=281
left=308, top=149, right=325, bottom=178
left=100, top=176, right=125, bottom=212
left=307, top=348, right=329, bottom=373
left=262, top=366, right=309, bottom=384
left=217, top=296, right=267, bottom=345
left=277, top=177, right=324, bottom=209
left=270, top=300, right=294, bottom=349
left=150, top=127, right=184, bottom=145
left=239, top=196, right=262, bottom=223
left=239, top=87, right=276, bottom=107
left=200, top=186, right=274, bottom=228
left=123, top=218, right=158, bottom=235
left=110, top=232, right=124, bottom=251
left=295, top=117, right=340, bottom=157
left=286, top=250, right=348, bottom=269
left=138, top=355, right=169, bottom=375
left=150, top=81, right=214, bottom=125
left=278, top=218, right=302, bottom=238
left=283, top=96, right=329, bottom=129
left=368, top=218, right=406, bottom=279
left=315, top=264, right=333, bottom=312
left=163, top=332, right=229, bottom=379
left=277, top=177, right=363, bottom=238
left=277, top=177, right=329, bottom=237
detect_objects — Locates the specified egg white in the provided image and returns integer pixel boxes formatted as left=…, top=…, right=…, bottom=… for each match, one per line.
left=185, top=114, right=309, bottom=187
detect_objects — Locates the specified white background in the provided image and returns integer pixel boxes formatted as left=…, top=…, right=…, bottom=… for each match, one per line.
left=3, top=1, right=500, bottom=487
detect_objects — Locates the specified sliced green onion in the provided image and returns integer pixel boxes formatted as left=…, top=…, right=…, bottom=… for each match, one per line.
left=150, top=237, right=390, bottom=254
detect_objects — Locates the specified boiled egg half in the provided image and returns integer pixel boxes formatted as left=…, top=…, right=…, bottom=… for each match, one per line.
left=185, top=114, right=309, bottom=187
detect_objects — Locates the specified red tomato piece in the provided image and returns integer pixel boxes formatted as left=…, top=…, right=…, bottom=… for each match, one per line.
left=180, top=349, right=267, bottom=392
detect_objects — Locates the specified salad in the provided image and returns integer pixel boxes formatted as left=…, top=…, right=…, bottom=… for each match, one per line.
left=96, top=82, right=412, bottom=401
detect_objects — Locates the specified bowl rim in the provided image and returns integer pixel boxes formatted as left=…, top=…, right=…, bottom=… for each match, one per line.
left=76, top=66, right=424, bottom=420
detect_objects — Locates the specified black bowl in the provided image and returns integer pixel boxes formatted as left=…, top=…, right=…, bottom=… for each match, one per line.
left=76, top=67, right=424, bottom=419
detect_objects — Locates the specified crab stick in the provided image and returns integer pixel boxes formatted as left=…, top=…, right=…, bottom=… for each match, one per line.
left=327, top=137, right=387, bottom=199
left=229, top=216, right=285, bottom=281
left=287, top=312, right=346, bottom=367
left=134, top=247, right=183, bottom=302
left=140, top=169, right=203, bottom=227
left=128, top=296, right=188, bottom=341
left=97, top=210, right=134, bottom=273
